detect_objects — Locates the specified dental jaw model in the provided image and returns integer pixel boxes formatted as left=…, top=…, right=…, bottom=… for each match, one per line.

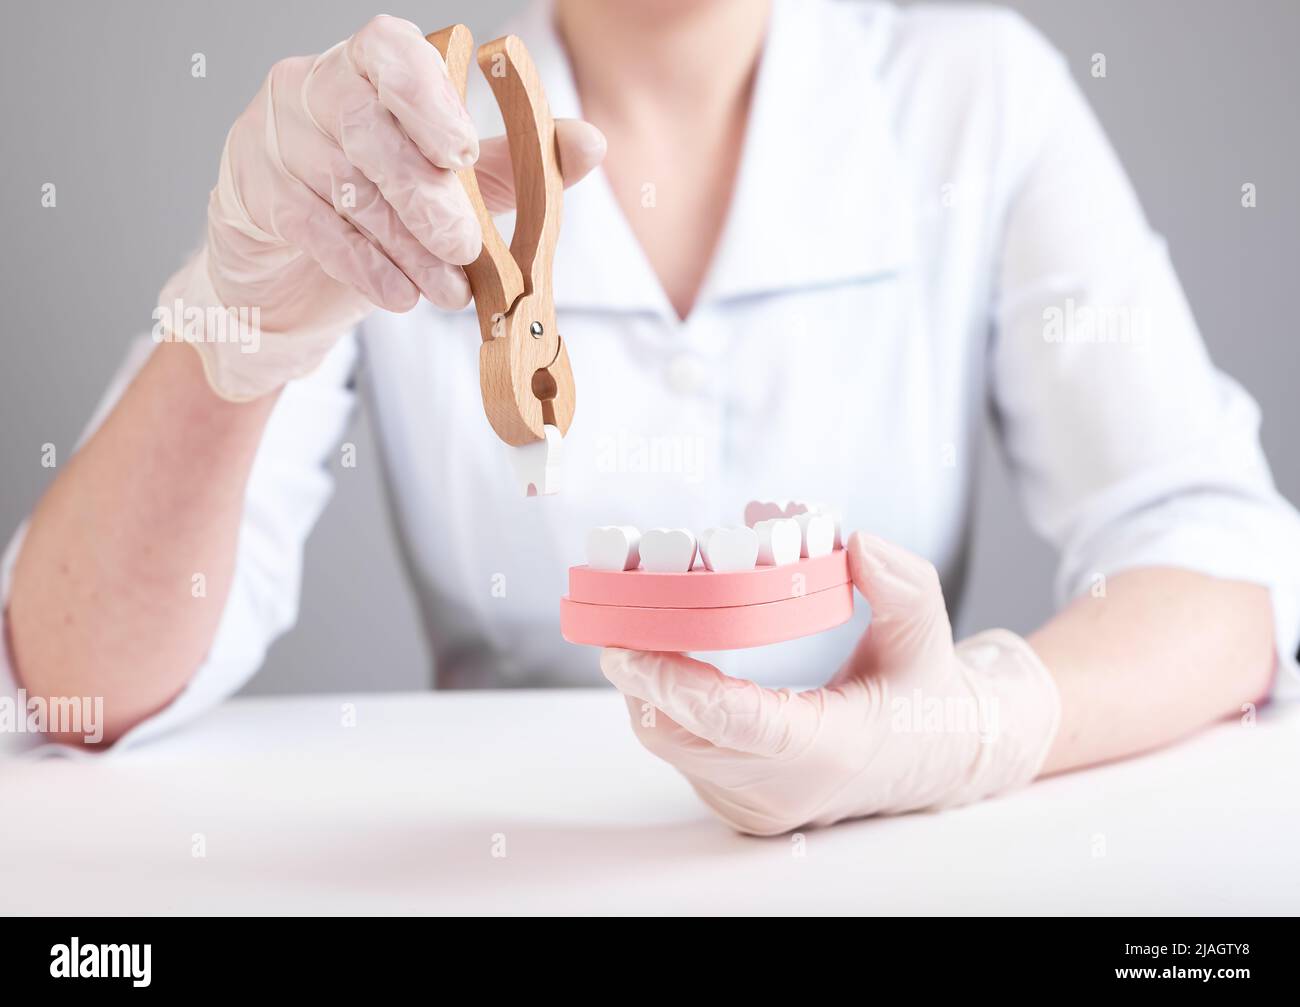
left=426, top=25, right=573, bottom=496
left=562, top=502, right=852, bottom=651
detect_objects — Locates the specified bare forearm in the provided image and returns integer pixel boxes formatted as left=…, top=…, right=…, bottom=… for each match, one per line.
left=8, top=342, right=278, bottom=744
left=1029, top=567, right=1275, bottom=775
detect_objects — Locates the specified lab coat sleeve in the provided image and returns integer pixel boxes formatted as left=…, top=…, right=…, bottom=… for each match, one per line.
left=0, top=334, right=359, bottom=756
left=988, top=13, right=1300, bottom=689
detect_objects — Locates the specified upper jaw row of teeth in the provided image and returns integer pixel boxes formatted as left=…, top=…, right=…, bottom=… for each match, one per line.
left=586, top=501, right=843, bottom=573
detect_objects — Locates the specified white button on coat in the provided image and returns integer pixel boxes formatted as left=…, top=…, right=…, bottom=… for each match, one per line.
left=2, top=0, right=1299, bottom=753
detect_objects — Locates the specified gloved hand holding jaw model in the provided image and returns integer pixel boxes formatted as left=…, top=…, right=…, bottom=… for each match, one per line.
left=601, top=532, right=1062, bottom=836
left=159, top=14, right=605, bottom=402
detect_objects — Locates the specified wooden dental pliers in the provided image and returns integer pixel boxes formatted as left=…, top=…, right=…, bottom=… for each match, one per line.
left=425, top=24, right=574, bottom=494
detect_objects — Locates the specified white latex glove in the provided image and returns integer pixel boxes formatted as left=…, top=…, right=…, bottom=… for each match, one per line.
left=600, top=532, right=1062, bottom=836
left=158, top=14, right=606, bottom=401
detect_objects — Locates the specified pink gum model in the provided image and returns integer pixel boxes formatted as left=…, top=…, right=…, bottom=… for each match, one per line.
left=560, top=549, right=853, bottom=652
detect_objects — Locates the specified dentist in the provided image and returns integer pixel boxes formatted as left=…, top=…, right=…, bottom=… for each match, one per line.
left=5, top=0, right=1299, bottom=836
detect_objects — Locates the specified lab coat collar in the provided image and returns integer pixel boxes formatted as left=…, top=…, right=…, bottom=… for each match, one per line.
left=498, top=0, right=911, bottom=319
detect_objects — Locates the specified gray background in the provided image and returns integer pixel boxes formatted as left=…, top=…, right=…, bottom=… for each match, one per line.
left=2, top=1, right=1296, bottom=695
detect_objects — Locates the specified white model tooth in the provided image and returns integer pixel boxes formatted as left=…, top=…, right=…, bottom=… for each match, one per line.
left=796, top=512, right=835, bottom=558
left=639, top=528, right=698, bottom=573
left=690, top=530, right=708, bottom=570
left=754, top=518, right=801, bottom=566
left=795, top=501, right=842, bottom=549
left=745, top=500, right=843, bottom=548
left=699, top=526, right=759, bottom=572
left=586, top=526, right=642, bottom=571
left=744, top=499, right=812, bottom=527
left=744, top=500, right=783, bottom=528
left=827, top=512, right=843, bottom=550
left=808, top=504, right=843, bottom=549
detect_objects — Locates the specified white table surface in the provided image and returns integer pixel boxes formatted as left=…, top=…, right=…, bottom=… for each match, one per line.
left=1, top=689, right=1296, bottom=915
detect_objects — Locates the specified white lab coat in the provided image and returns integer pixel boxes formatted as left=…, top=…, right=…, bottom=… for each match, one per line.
left=3, top=0, right=1299, bottom=753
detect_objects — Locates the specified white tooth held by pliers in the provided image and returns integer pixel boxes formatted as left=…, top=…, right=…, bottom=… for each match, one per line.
left=508, top=424, right=563, bottom=496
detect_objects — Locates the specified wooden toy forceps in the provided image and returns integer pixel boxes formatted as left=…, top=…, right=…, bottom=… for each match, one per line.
left=425, top=24, right=574, bottom=495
